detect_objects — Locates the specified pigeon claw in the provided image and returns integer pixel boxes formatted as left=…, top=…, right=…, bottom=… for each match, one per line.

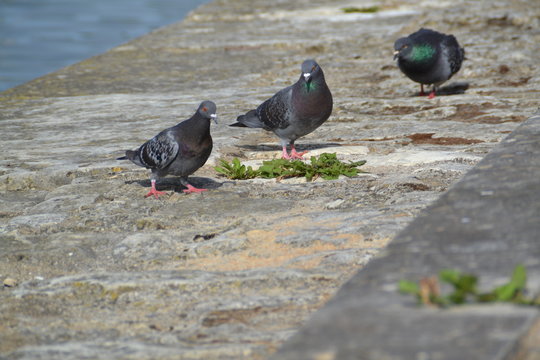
left=282, top=152, right=307, bottom=160
left=145, top=179, right=167, bottom=199
left=289, top=145, right=308, bottom=160
left=145, top=188, right=167, bottom=199
left=289, top=151, right=308, bottom=160
left=281, top=147, right=307, bottom=160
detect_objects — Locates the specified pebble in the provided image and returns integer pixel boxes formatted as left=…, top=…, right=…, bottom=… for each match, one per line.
left=3, top=278, right=18, bottom=288
left=326, top=199, right=345, bottom=209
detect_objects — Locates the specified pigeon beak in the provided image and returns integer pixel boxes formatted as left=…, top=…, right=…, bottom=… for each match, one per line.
left=393, top=50, right=399, bottom=60
left=303, top=72, right=311, bottom=81
left=210, top=113, right=218, bottom=124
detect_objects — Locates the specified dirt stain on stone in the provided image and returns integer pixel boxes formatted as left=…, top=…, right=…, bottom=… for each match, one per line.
left=181, top=228, right=341, bottom=271
left=498, top=76, right=531, bottom=87
left=442, top=104, right=525, bottom=124
left=475, top=115, right=525, bottom=124
left=407, top=133, right=483, bottom=145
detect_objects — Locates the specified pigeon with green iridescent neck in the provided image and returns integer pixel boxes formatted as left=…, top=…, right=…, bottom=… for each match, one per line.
left=230, top=59, right=333, bottom=159
left=393, top=28, right=465, bottom=99
left=117, top=101, right=217, bottom=199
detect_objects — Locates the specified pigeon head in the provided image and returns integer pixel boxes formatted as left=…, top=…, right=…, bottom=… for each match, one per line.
left=300, top=59, right=322, bottom=82
left=197, top=100, right=218, bottom=123
left=394, top=37, right=436, bottom=64
left=393, top=37, right=411, bottom=60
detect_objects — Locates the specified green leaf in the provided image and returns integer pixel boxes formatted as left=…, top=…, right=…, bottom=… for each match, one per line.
left=456, top=274, right=478, bottom=294
left=493, top=265, right=527, bottom=301
left=440, top=269, right=477, bottom=295
left=398, top=280, right=419, bottom=295
left=510, top=264, right=527, bottom=290
left=447, top=291, right=467, bottom=304
left=494, top=284, right=516, bottom=301
left=439, top=269, right=462, bottom=286
left=214, top=158, right=259, bottom=179
left=214, top=159, right=233, bottom=175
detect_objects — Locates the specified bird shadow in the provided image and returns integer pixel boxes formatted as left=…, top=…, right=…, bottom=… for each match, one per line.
left=236, top=142, right=343, bottom=153
left=125, top=177, right=223, bottom=194
left=412, top=81, right=470, bottom=97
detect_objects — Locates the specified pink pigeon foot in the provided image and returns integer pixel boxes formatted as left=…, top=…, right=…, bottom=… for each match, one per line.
left=428, top=90, right=436, bottom=99
left=289, top=146, right=307, bottom=159
left=281, top=145, right=307, bottom=160
left=281, top=146, right=290, bottom=159
left=183, top=184, right=208, bottom=194
left=145, top=180, right=167, bottom=199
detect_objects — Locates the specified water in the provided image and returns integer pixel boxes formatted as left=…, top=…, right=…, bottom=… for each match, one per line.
left=0, top=0, right=209, bottom=91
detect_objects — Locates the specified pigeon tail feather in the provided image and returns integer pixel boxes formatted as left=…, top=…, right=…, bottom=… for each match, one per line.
left=233, top=110, right=265, bottom=129
left=125, top=149, right=146, bottom=167
left=229, top=122, right=248, bottom=127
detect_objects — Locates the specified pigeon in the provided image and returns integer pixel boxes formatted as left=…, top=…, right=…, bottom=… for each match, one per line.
left=230, top=59, right=333, bottom=159
left=117, top=100, right=217, bottom=199
left=393, top=28, right=465, bottom=99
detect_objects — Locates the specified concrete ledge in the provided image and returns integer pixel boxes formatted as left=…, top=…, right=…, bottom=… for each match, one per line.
left=272, top=111, right=540, bottom=359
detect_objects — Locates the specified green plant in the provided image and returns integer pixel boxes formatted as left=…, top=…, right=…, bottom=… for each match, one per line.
left=398, top=265, right=537, bottom=307
left=310, top=153, right=366, bottom=180
left=342, top=6, right=380, bottom=13
left=214, top=158, right=258, bottom=180
left=214, top=153, right=366, bottom=181
left=257, top=158, right=306, bottom=179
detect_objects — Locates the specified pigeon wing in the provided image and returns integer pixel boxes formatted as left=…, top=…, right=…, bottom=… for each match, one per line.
left=443, top=34, right=465, bottom=75
left=256, top=87, right=291, bottom=130
left=139, top=130, right=179, bottom=170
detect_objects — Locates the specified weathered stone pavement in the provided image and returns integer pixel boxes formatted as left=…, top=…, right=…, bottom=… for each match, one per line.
left=1, top=0, right=539, bottom=359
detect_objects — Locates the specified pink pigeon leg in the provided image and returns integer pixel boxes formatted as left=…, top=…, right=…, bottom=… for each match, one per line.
left=145, top=179, right=167, bottom=199
left=281, top=146, right=291, bottom=159
left=183, top=184, right=208, bottom=194
left=419, top=84, right=426, bottom=96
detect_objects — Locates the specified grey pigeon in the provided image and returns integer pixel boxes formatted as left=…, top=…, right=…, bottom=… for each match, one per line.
left=230, top=59, right=333, bottom=159
left=393, top=28, right=465, bottom=98
left=117, top=100, right=217, bottom=198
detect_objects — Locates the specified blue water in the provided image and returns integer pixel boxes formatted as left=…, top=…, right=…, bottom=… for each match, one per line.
left=0, top=0, right=209, bottom=91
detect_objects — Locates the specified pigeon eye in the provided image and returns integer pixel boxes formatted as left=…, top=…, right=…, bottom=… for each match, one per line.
left=311, top=65, right=316, bottom=71
left=202, top=107, right=208, bottom=112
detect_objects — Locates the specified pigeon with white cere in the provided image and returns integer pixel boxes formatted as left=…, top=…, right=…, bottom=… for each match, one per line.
left=117, top=100, right=217, bottom=199
left=230, top=59, right=333, bottom=159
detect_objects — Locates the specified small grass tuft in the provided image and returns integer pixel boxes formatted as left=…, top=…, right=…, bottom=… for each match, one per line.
left=342, top=6, right=380, bottom=13
left=399, top=264, right=539, bottom=307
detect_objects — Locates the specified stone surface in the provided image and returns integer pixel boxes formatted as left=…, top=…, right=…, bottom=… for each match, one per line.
left=0, top=0, right=539, bottom=359
left=272, top=112, right=540, bottom=360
